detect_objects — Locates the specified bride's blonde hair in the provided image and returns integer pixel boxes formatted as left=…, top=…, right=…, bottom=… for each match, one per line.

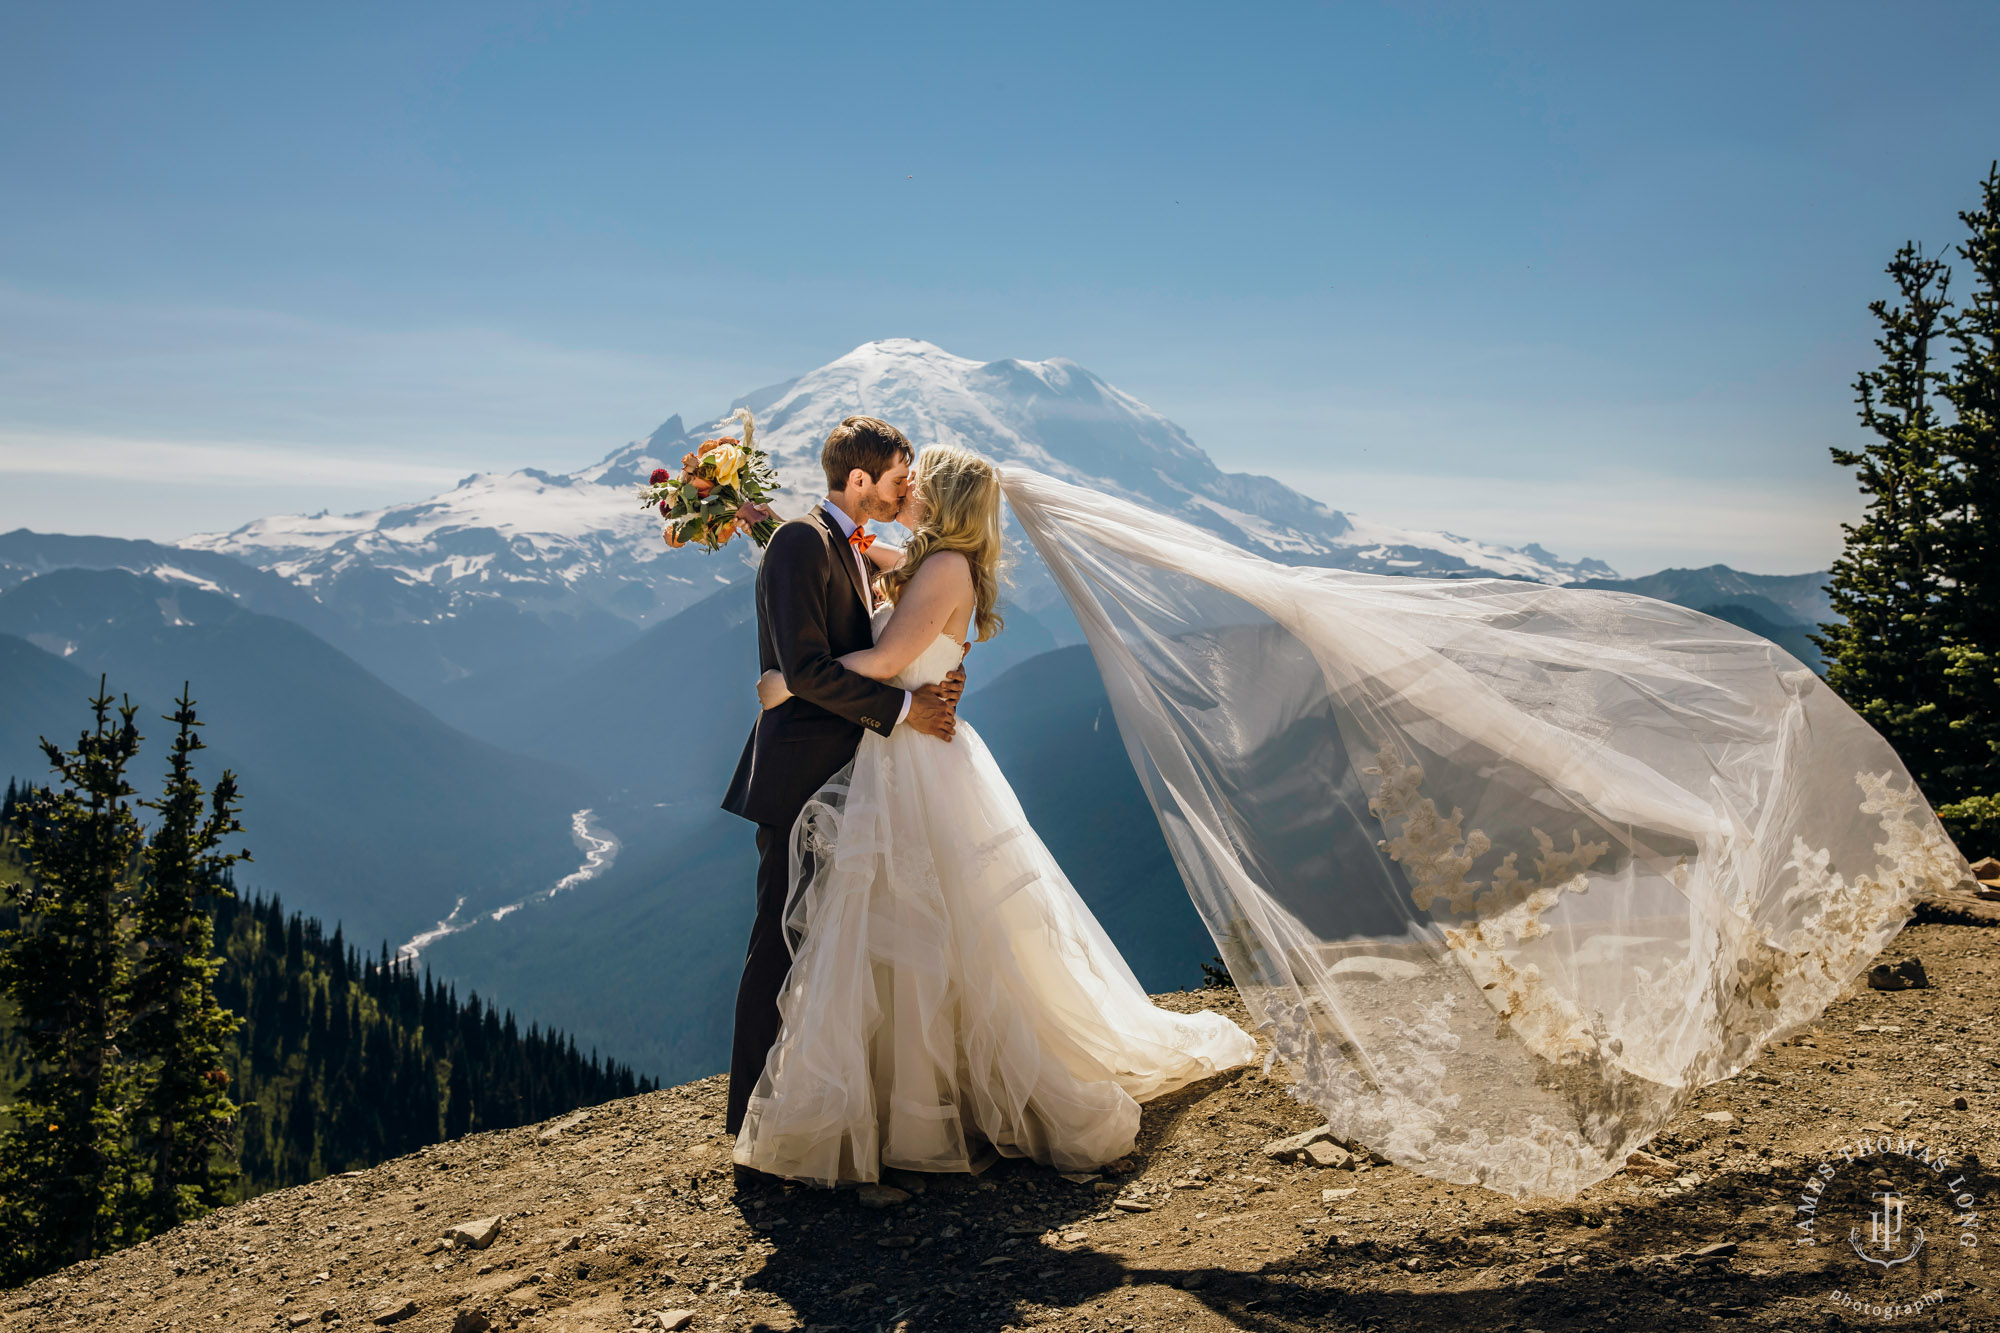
left=880, top=443, right=1006, bottom=642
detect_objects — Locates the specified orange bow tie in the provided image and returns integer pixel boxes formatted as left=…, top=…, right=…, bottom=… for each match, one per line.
left=848, top=528, right=875, bottom=554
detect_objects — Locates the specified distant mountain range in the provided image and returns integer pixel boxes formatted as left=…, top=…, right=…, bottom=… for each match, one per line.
left=1574, top=564, right=1832, bottom=671
left=0, top=569, right=588, bottom=943
left=0, top=338, right=1836, bottom=1079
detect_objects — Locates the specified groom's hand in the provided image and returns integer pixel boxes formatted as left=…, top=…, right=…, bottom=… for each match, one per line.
left=906, top=683, right=959, bottom=742
left=936, top=662, right=966, bottom=710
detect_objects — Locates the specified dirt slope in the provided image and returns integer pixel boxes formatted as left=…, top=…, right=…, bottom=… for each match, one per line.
left=4, top=918, right=1997, bottom=1333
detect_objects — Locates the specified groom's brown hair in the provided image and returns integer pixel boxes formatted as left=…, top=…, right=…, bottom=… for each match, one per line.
left=821, top=416, right=914, bottom=491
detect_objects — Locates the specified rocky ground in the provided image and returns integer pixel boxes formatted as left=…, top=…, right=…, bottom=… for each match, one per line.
left=4, top=901, right=1997, bottom=1333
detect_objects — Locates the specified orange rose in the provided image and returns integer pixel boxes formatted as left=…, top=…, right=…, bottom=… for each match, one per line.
left=691, top=477, right=715, bottom=498
left=663, top=524, right=688, bottom=549
left=681, top=451, right=699, bottom=474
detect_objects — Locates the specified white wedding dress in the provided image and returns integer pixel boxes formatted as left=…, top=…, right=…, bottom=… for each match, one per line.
left=731, top=603, right=1259, bottom=1185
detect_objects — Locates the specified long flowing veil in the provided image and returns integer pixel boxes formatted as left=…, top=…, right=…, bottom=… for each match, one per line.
left=997, top=465, right=1971, bottom=1199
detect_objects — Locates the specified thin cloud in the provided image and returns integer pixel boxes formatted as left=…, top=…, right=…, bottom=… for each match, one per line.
left=0, top=430, right=467, bottom=490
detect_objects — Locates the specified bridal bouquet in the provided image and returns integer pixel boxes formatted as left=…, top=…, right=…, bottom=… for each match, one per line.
left=640, top=408, right=782, bottom=551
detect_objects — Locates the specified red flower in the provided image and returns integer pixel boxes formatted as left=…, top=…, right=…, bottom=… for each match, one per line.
left=650, top=467, right=672, bottom=484
left=659, top=499, right=671, bottom=517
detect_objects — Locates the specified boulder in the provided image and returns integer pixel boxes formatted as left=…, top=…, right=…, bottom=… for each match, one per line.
left=1623, top=1149, right=1679, bottom=1178
left=1303, top=1140, right=1353, bottom=1169
left=443, top=1216, right=503, bottom=1250
left=1261, top=1125, right=1335, bottom=1162
left=1868, top=959, right=1929, bottom=991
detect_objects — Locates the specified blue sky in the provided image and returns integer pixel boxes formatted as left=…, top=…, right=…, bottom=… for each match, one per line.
left=3, top=1, right=1997, bottom=574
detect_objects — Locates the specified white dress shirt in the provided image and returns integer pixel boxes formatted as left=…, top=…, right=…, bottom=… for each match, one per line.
left=821, top=499, right=913, bottom=726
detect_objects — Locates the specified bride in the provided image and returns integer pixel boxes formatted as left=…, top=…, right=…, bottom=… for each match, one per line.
left=731, top=444, right=1258, bottom=1185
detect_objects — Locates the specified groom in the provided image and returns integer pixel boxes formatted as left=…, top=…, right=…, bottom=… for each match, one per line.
left=720, top=415, right=965, bottom=1146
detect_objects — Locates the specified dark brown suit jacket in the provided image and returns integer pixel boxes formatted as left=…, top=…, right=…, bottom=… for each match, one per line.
left=720, top=505, right=907, bottom=829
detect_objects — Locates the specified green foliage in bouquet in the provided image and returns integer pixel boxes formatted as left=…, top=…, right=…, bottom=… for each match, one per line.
left=640, top=408, right=782, bottom=552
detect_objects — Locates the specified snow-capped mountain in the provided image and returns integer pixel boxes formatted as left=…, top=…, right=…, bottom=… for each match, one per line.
left=184, top=339, right=1615, bottom=637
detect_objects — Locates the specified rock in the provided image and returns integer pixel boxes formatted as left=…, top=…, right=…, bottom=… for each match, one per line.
left=1623, top=1149, right=1679, bottom=1178
left=1691, top=1240, right=1738, bottom=1259
left=287, top=1317, right=314, bottom=1330
left=369, top=1300, right=418, bottom=1327
left=1092, top=1181, right=1121, bottom=1194
left=1325, top=955, right=1427, bottom=982
left=1970, top=855, right=2000, bottom=883
left=534, top=1111, right=590, bottom=1144
left=1059, top=1172, right=1101, bottom=1186
left=443, top=1215, right=503, bottom=1250
left=874, top=1235, right=916, bottom=1248
left=1303, top=1140, right=1352, bottom=1169
left=880, top=1168, right=929, bottom=1194
left=1061, top=1231, right=1088, bottom=1242
left=1700, top=1111, right=1735, bottom=1124
left=449, top=1311, right=492, bottom=1333
left=1105, top=1157, right=1136, bottom=1174
left=1112, top=1199, right=1154, bottom=1212
left=657, top=1312, right=696, bottom=1332
left=1953, top=1095, right=1970, bottom=1110
left=1261, top=1124, right=1335, bottom=1162
left=1322, top=1187, right=1358, bottom=1202
left=1868, top=959, right=1929, bottom=990
left=836, top=1283, right=876, bottom=1299
left=857, top=1184, right=910, bottom=1209
left=1181, top=1272, right=1208, bottom=1289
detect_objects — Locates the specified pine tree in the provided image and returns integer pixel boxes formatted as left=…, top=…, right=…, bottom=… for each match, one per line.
left=1936, top=163, right=2000, bottom=856
left=0, top=679, right=144, bottom=1282
left=1813, top=244, right=1960, bottom=797
left=127, top=686, right=251, bottom=1235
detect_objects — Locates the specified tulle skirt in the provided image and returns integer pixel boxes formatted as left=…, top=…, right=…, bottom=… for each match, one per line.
left=731, top=719, right=1257, bottom=1185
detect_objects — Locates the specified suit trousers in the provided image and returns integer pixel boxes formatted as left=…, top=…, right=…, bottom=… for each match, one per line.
left=726, top=822, right=801, bottom=1135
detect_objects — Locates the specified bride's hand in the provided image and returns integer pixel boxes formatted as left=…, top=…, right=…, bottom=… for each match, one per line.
left=756, top=668, right=792, bottom=711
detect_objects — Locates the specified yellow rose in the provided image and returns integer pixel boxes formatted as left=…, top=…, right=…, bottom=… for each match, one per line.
left=708, top=444, right=745, bottom=488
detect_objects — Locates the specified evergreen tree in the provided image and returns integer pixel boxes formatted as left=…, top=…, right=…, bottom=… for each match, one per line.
left=126, top=686, right=251, bottom=1235
left=0, top=680, right=144, bottom=1282
left=1937, top=162, right=2000, bottom=856
left=1814, top=244, right=1960, bottom=797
